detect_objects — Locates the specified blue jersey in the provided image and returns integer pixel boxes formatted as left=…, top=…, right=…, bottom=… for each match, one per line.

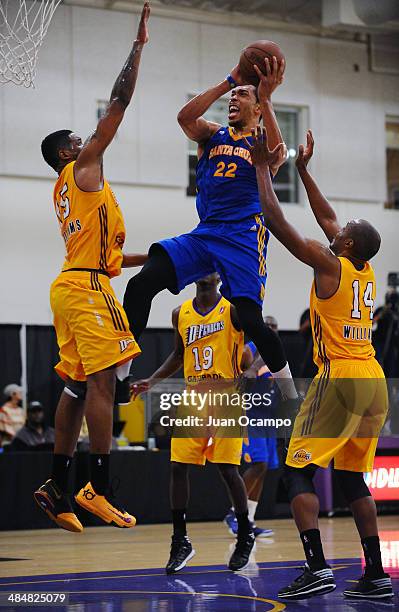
left=196, top=127, right=261, bottom=222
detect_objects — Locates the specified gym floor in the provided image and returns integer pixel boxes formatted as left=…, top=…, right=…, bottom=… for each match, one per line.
left=0, top=516, right=398, bottom=610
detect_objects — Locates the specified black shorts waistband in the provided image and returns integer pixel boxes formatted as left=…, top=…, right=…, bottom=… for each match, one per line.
left=62, top=268, right=110, bottom=277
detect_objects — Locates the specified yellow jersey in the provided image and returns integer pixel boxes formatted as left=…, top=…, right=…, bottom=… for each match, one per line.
left=53, top=161, right=126, bottom=278
left=310, top=256, right=376, bottom=368
left=178, top=296, right=244, bottom=383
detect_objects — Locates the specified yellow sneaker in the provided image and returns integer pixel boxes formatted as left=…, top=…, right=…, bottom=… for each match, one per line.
left=75, top=482, right=136, bottom=528
left=34, top=479, right=83, bottom=533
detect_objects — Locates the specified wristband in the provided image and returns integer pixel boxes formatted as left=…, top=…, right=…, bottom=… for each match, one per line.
left=226, top=74, right=237, bottom=89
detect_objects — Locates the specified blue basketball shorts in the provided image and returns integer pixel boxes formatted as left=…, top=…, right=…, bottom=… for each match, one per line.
left=242, top=437, right=279, bottom=468
left=155, top=215, right=269, bottom=307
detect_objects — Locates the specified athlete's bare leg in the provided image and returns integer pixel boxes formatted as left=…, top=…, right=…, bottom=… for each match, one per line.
left=54, top=391, right=85, bottom=457
left=243, top=462, right=267, bottom=501
left=51, top=368, right=115, bottom=492
left=350, top=496, right=378, bottom=539
left=170, top=462, right=190, bottom=510
left=290, top=492, right=320, bottom=532
left=217, top=464, right=248, bottom=515
left=85, top=368, right=115, bottom=454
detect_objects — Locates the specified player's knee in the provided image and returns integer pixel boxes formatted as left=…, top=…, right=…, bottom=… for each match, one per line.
left=171, top=461, right=188, bottom=479
left=232, top=298, right=280, bottom=346
left=249, top=461, right=267, bottom=478
left=125, top=255, right=173, bottom=301
left=125, top=267, right=155, bottom=298
left=86, top=369, right=115, bottom=399
left=217, top=463, right=239, bottom=485
left=334, top=469, right=371, bottom=504
left=232, top=297, right=263, bottom=335
left=64, top=379, right=87, bottom=401
left=283, top=464, right=317, bottom=503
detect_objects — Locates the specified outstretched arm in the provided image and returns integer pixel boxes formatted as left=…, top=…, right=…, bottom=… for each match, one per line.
left=122, top=253, right=149, bottom=268
left=177, top=65, right=244, bottom=150
left=245, top=127, right=338, bottom=273
left=75, top=2, right=150, bottom=190
left=296, top=130, right=341, bottom=242
left=132, top=307, right=184, bottom=397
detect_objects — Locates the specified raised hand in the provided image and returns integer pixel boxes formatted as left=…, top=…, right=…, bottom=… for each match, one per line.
left=244, top=125, right=286, bottom=169
left=230, top=64, right=244, bottom=86
left=296, top=130, right=314, bottom=170
left=136, top=2, right=150, bottom=44
left=131, top=378, right=152, bottom=399
left=254, top=56, right=285, bottom=100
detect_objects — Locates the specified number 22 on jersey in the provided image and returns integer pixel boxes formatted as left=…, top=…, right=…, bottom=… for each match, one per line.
left=213, top=162, right=237, bottom=178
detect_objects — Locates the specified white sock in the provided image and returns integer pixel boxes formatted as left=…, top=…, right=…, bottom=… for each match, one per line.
left=116, top=360, right=132, bottom=382
left=248, top=499, right=258, bottom=523
left=271, top=363, right=298, bottom=399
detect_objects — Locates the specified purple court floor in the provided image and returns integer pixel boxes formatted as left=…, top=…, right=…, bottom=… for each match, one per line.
left=0, top=557, right=397, bottom=611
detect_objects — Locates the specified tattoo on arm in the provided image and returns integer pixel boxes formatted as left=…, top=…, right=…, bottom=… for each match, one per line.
left=110, top=42, right=144, bottom=109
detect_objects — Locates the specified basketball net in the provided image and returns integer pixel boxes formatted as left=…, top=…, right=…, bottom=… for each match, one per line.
left=0, top=0, right=62, bottom=87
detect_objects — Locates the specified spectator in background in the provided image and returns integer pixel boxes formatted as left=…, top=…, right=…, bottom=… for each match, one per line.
left=373, top=289, right=399, bottom=377
left=9, top=401, right=55, bottom=451
left=373, top=289, right=399, bottom=436
left=0, top=384, right=25, bottom=445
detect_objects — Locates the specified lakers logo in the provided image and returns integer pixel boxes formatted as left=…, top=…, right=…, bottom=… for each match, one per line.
left=115, top=234, right=125, bottom=247
left=293, top=449, right=312, bottom=463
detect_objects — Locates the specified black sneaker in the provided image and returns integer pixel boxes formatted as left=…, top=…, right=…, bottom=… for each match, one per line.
left=34, top=479, right=83, bottom=533
left=165, top=535, right=195, bottom=575
left=278, top=564, right=336, bottom=599
left=228, top=530, right=256, bottom=572
left=115, top=376, right=132, bottom=405
left=344, top=574, right=394, bottom=599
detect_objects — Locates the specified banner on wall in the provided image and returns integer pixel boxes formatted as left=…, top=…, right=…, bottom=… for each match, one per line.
left=364, top=456, right=399, bottom=501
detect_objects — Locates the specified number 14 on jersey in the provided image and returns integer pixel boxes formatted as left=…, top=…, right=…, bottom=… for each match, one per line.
left=351, top=280, right=374, bottom=320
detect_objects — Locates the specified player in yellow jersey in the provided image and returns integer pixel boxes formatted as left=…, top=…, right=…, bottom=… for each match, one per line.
left=246, top=127, right=393, bottom=600
left=33, top=3, right=150, bottom=534
left=133, top=273, right=257, bottom=573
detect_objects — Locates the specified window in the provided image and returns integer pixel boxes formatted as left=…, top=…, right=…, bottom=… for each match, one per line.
left=385, top=119, right=399, bottom=210
left=96, top=99, right=119, bottom=139
left=186, top=95, right=301, bottom=203
left=97, top=99, right=108, bottom=121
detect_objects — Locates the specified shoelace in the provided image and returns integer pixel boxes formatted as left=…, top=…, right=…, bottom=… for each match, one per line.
left=235, top=536, right=254, bottom=553
left=292, top=567, right=309, bottom=585
left=170, top=538, right=189, bottom=559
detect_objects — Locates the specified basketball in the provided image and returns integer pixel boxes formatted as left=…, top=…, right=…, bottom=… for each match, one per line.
left=239, top=40, right=285, bottom=86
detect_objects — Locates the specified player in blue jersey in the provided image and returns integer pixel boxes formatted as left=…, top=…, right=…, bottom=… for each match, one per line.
left=124, top=59, right=297, bottom=401
left=225, top=315, right=280, bottom=539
